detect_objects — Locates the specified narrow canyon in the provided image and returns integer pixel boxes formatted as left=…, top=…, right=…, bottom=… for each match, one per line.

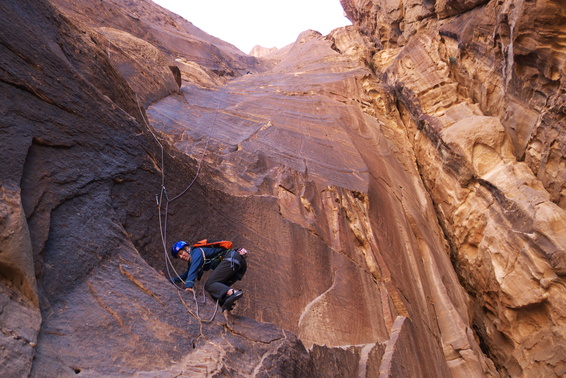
left=0, top=0, right=564, bottom=376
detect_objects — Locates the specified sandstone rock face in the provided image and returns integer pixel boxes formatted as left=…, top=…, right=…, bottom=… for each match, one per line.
left=0, top=0, right=320, bottom=376
left=342, top=0, right=566, bottom=209
left=147, top=17, right=490, bottom=378
left=341, top=0, right=566, bottom=376
left=1, top=0, right=564, bottom=377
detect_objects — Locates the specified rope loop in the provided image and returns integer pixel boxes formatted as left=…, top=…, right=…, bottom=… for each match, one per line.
left=134, top=89, right=225, bottom=322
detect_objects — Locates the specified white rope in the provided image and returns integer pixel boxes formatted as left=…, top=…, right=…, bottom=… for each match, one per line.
left=134, top=89, right=225, bottom=320
left=193, top=288, right=220, bottom=323
left=103, top=17, right=225, bottom=322
left=158, top=91, right=223, bottom=288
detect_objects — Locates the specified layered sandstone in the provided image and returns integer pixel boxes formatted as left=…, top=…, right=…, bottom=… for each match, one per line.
left=0, top=0, right=564, bottom=377
left=341, top=0, right=566, bottom=375
left=0, top=0, right=311, bottom=376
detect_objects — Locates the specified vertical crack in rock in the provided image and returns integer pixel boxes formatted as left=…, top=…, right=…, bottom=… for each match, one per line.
left=357, top=342, right=379, bottom=377
left=119, top=263, right=165, bottom=306
left=86, top=281, right=125, bottom=328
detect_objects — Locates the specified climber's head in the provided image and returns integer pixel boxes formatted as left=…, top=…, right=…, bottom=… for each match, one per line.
left=171, top=241, right=189, bottom=259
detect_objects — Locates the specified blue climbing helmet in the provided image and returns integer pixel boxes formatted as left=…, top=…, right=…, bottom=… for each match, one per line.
left=171, top=241, right=188, bottom=258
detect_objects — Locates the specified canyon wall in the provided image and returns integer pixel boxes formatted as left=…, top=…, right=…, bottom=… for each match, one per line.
left=340, top=0, right=566, bottom=375
left=0, top=0, right=564, bottom=376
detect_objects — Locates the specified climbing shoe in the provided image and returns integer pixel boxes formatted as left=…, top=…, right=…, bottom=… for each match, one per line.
left=221, top=290, right=243, bottom=312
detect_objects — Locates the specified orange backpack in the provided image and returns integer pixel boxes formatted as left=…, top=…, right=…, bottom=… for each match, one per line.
left=192, top=239, right=233, bottom=250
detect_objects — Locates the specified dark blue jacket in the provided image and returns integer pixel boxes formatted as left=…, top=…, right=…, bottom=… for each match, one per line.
left=170, top=246, right=226, bottom=288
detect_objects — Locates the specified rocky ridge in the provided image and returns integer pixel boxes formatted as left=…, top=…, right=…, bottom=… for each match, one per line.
left=0, top=0, right=564, bottom=377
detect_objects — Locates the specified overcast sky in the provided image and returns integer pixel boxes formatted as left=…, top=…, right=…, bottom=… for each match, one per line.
left=152, top=0, right=351, bottom=54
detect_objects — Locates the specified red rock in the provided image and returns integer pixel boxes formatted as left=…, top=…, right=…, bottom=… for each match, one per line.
left=1, top=0, right=564, bottom=376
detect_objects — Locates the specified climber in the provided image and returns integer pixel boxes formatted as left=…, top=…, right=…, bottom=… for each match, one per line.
left=169, top=240, right=249, bottom=311
left=169, top=240, right=229, bottom=291
left=204, top=247, right=248, bottom=312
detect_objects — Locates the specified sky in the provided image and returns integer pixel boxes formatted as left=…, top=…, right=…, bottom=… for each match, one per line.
left=151, top=0, right=351, bottom=54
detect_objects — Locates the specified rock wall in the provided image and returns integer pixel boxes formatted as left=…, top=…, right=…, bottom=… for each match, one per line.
left=0, top=0, right=321, bottom=376
left=0, top=0, right=564, bottom=376
left=341, top=0, right=566, bottom=376
left=147, top=22, right=503, bottom=374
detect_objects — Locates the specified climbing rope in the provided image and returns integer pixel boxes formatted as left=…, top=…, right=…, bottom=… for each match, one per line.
left=100, top=18, right=229, bottom=325
left=134, top=88, right=225, bottom=321
left=159, top=94, right=222, bottom=288
left=158, top=91, right=223, bottom=289
left=193, top=287, right=220, bottom=323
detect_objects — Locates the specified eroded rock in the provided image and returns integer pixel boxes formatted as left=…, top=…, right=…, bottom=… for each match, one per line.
left=342, top=0, right=566, bottom=375
left=1, top=0, right=564, bottom=376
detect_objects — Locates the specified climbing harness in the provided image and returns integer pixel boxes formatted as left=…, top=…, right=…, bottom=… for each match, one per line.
left=224, top=249, right=240, bottom=270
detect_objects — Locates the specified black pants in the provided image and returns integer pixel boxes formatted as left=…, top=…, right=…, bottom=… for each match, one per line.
left=204, top=259, right=241, bottom=304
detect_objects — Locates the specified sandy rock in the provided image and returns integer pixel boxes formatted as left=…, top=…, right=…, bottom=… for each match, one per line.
left=0, top=282, right=41, bottom=378
left=343, top=0, right=566, bottom=374
left=0, top=185, right=37, bottom=304
left=148, top=19, right=496, bottom=376
left=0, top=0, right=381, bottom=375
left=97, top=26, right=181, bottom=106
left=1, top=0, right=564, bottom=376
